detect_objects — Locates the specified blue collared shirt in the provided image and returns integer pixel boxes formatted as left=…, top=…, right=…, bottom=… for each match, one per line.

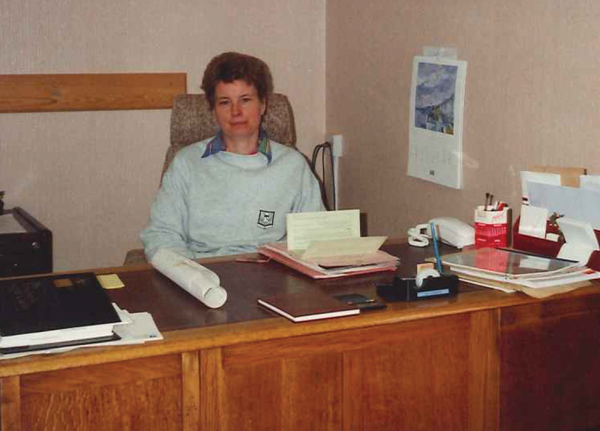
left=201, top=129, right=272, bottom=164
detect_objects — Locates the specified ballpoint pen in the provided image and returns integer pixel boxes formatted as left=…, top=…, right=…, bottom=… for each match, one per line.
left=430, top=222, right=443, bottom=274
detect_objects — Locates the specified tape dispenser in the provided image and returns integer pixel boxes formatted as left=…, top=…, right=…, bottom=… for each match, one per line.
left=376, top=265, right=458, bottom=302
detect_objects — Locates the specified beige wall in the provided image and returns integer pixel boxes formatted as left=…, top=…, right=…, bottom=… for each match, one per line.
left=5, top=0, right=600, bottom=271
left=327, top=0, right=600, bottom=239
left=0, top=0, right=325, bottom=270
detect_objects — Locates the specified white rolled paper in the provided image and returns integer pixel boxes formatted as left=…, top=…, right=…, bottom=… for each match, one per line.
left=150, top=249, right=228, bottom=309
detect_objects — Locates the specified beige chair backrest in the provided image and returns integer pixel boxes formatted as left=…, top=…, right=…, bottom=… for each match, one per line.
left=161, top=93, right=297, bottom=180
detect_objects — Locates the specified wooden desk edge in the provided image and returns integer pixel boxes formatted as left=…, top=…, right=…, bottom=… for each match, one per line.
left=1, top=282, right=599, bottom=378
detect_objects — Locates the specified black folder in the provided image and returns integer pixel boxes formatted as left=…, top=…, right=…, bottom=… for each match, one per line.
left=0, top=272, right=121, bottom=351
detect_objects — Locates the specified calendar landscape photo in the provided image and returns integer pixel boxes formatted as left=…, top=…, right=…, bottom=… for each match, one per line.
left=414, top=62, right=458, bottom=135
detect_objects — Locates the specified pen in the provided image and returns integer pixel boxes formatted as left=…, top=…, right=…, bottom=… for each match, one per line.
left=430, top=222, right=443, bottom=273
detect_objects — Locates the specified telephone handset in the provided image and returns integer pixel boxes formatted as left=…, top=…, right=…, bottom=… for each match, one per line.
left=407, top=217, right=475, bottom=249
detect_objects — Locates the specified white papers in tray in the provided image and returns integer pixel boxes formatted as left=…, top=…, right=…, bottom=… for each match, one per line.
left=528, top=182, right=600, bottom=231
left=557, top=218, right=600, bottom=264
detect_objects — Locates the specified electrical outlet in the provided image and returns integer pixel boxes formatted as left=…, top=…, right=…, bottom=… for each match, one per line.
left=328, top=134, right=344, bottom=157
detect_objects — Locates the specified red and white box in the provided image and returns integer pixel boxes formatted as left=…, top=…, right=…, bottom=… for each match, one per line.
left=474, top=206, right=510, bottom=248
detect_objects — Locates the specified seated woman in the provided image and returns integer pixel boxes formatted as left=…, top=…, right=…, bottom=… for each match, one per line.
left=141, top=52, right=324, bottom=260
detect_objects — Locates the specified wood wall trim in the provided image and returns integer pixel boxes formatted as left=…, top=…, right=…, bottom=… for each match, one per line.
left=0, top=73, right=187, bottom=113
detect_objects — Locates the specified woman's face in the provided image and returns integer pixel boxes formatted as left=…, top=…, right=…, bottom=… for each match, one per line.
left=213, top=79, right=266, bottom=145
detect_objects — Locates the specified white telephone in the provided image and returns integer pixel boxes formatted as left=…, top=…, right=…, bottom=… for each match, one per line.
left=408, top=217, right=475, bottom=249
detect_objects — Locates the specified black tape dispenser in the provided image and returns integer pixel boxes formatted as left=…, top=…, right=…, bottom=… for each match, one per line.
left=376, top=267, right=459, bottom=302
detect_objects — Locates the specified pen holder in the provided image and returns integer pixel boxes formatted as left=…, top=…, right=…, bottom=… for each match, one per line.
left=474, top=206, right=511, bottom=248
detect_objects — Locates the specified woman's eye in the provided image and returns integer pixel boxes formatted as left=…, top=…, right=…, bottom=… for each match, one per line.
left=218, top=100, right=230, bottom=106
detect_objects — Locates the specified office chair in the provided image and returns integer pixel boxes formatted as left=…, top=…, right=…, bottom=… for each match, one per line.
left=123, top=93, right=298, bottom=265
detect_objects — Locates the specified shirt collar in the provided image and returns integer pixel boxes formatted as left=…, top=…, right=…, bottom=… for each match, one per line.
left=201, top=128, right=272, bottom=164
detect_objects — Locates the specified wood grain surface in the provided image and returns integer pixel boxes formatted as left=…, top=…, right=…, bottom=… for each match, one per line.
left=0, top=73, right=186, bottom=113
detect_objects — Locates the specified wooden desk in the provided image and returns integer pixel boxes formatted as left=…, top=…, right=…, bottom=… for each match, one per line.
left=1, top=243, right=599, bottom=431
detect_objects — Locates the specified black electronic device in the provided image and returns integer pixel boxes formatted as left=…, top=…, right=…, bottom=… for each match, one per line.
left=376, top=273, right=459, bottom=302
left=0, top=207, right=52, bottom=277
left=333, top=293, right=387, bottom=311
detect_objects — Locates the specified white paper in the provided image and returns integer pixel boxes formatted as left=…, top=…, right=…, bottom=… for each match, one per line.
left=300, top=236, right=387, bottom=259
left=286, top=209, right=361, bottom=251
left=407, top=56, right=467, bottom=189
left=528, top=182, right=600, bottom=231
left=112, top=312, right=163, bottom=343
left=423, top=46, right=457, bottom=60
left=580, top=175, right=600, bottom=192
left=520, top=171, right=561, bottom=203
left=0, top=309, right=162, bottom=360
left=518, top=256, right=551, bottom=271
left=557, top=218, right=599, bottom=264
left=0, top=213, right=26, bottom=234
left=514, top=268, right=600, bottom=288
left=518, top=205, right=548, bottom=239
left=150, top=249, right=227, bottom=309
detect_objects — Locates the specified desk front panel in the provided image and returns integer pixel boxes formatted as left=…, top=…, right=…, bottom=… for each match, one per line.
left=201, top=312, right=474, bottom=431
left=499, top=295, right=600, bottom=431
left=3, top=312, right=485, bottom=431
left=12, top=355, right=184, bottom=431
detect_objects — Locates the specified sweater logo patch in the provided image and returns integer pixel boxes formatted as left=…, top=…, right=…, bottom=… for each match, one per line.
left=257, top=210, right=275, bottom=229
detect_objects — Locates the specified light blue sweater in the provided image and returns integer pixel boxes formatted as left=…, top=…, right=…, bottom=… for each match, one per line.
left=141, top=139, right=324, bottom=260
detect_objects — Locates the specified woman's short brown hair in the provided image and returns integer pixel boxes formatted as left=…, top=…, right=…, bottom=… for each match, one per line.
left=201, top=52, right=274, bottom=109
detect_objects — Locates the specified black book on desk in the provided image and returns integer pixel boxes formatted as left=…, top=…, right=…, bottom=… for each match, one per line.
left=0, top=272, right=121, bottom=352
left=258, top=290, right=360, bottom=323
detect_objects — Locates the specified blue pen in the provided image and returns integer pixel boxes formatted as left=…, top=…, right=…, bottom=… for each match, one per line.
left=430, top=222, right=443, bottom=273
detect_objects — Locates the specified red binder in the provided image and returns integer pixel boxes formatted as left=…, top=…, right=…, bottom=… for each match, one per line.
left=512, top=217, right=600, bottom=271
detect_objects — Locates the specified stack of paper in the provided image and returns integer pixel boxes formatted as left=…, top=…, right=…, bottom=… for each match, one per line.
left=259, top=241, right=398, bottom=279
left=439, top=248, right=600, bottom=298
left=0, top=272, right=164, bottom=358
left=0, top=305, right=162, bottom=360
left=261, top=209, right=399, bottom=279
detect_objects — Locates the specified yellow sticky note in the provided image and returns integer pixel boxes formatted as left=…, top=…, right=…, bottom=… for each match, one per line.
left=97, top=274, right=125, bottom=290
left=54, top=278, right=74, bottom=288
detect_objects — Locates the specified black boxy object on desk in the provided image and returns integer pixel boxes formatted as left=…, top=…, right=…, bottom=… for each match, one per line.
left=0, top=207, right=53, bottom=277
left=377, top=274, right=459, bottom=302
left=0, top=272, right=121, bottom=353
